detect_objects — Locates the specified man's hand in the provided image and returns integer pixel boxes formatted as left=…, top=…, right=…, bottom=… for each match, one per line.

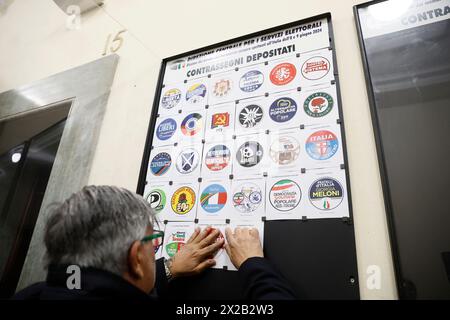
left=168, top=227, right=224, bottom=278
left=224, top=227, right=264, bottom=269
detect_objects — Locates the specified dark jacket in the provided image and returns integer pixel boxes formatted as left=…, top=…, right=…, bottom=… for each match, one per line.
left=13, top=257, right=295, bottom=300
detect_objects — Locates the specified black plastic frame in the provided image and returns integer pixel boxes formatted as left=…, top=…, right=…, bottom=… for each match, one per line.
left=137, top=12, right=359, bottom=298
left=354, top=0, right=408, bottom=299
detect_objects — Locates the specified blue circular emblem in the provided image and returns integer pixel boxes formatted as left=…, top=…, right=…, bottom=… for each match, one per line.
left=269, top=97, right=297, bottom=123
left=239, top=70, right=264, bottom=93
left=305, top=130, right=339, bottom=160
left=200, top=184, right=227, bottom=214
left=150, top=152, right=171, bottom=176
left=156, top=118, right=177, bottom=141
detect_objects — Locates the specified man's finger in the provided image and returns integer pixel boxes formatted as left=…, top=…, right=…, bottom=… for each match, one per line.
left=224, top=243, right=232, bottom=258
left=199, top=238, right=224, bottom=257
left=199, top=228, right=220, bottom=247
left=192, top=226, right=212, bottom=244
left=249, top=227, right=259, bottom=238
left=187, top=227, right=201, bottom=244
left=194, top=259, right=216, bottom=274
left=225, top=227, right=236, bottom=246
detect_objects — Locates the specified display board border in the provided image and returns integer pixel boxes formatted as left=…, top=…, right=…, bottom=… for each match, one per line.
left=137, top=12, right=360, bottom=299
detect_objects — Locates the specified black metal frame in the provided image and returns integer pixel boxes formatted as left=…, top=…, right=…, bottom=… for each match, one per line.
left=136, top=12, right=359, bottom=297
left=354, top=0, right=407, bottom=299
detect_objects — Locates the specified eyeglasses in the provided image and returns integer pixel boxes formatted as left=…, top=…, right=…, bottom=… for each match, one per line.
left=141, top=230, right=164, bottom=254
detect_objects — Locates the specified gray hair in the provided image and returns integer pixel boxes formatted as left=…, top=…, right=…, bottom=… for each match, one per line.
left=44, top=185, right=156, bottom=276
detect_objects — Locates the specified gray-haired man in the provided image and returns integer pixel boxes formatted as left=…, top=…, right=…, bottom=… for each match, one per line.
left=14, top=185, right=295, bottom=300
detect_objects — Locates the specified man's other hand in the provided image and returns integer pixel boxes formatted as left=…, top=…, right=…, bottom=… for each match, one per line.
left=224, top=227, right=264, bottom=269
left=169, top=227, right=224, bottom=278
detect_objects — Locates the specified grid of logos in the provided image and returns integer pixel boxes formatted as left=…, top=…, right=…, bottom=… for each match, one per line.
left=145, top=46, right=350, bottom=269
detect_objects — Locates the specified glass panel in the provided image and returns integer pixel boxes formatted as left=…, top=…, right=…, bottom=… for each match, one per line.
left=0, top=120, right=66, bottom=297
left=356, top=0, right=450, bottom=299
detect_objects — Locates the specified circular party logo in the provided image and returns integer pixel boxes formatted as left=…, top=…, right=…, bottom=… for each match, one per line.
left=239, top=104, right=263, bottom=128
left=236, top=141, right=264, bottom=168
left=301, top=56, right=330, bottom=80
left=171, top=186, right=196, bottom=215
left=181, top=113, right=203, bottom=136
left=156, top=118, right=177, bottom=141
left=270, top=136, right=300, bottom=165
left=161, top=88, right=182, bottom=109
left=309, top=177, right=344, bottom=211
left=270, top=63, right=296, bottom=86
left=240, top=70, right=264, bottom=92
left=176, top=148, right=200, bottom=174
left=205, top=145, right=231, bottom=171
left=213, top=79, right=232, bottom=98
left=200, top=184, right=227, bottom=214
left=269, top=97, right=297, bottom=123
left=232, top=182, right=262, bottom=214
left=145, top=189, right=166, bottom=213
left=303, top=92, right=334, bottom=118
left=165, top=231, right=187, bottom=257
left=150, top=152, right=171, bottom=176
left=186, top=83, right=207, bottom=105
left=269, top=179, right=301, bottom=212
left=305, top=130, right=339, bottom=160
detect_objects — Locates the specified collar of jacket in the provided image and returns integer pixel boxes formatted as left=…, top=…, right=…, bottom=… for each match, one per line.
left=46, top=264, right=152, bottom=300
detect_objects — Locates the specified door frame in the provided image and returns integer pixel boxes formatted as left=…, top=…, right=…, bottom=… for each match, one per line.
left=0, top=54, right=119, bottom=291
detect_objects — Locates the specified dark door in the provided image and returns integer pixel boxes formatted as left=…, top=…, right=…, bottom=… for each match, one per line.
left=0, top=119, right=66, bottom=298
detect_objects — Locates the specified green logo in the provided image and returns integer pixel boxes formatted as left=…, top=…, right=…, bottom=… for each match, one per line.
left=145, top=189, right=166, bottom=213
left=165, top=242, right=185, bottom=257
left=303, top=92, right=333, bottom=118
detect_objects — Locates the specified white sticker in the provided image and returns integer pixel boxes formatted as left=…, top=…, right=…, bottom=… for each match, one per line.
left=184, top=79, right=209, bottom=110
left=225, top=221, right=265, bottom=271
left=201, top=141, right=234, bottom=179
left=146, top=146, right=175, bottom=182
left=233, top=133, right=269, bottom=177
left=143, top=181, right=171, bottom=224
left=234, top=96, right=268, bottom=136
left=267, top=128, right=303, bottom=176
left=299, top=83, right=340, bottom=125
left=195, top=222, right=228, bottom=269
left=266, top=56, right=299, bottom=93
left=297, top=48, right=335, bottom=88
left=172, top=143, right=203, bottom=178
left=208, top=70, right=239, bottom=106
left=205, top=102, right=236, bottom=142
left=196, top=179, right=232, bottom=222
left=159, top=85, right=185, bottom=115
left=266, top=91, right=302, bottom=130
left=303, top=167, right=350, bottom=219
left=153, top=114, right=181, bottom=147
left=229, top=177, right=265, bottom=222
left=159, top=181, right=199, bottom=222
left=178, top=109, right=206, bottom=145
left=236, top=64, right=268, bottom=100
left=161, top=222, right=196, bottom=260
left=301, top=123, right=344, bottom=170
left=265, top=175, right=304, bottom=220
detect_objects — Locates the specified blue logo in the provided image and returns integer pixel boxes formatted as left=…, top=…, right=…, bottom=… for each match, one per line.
left=239, top=70, right=264, bottom=93
left=200, top=184, right=227, bottom=214
left=269, top=97, right=297, bottom=123
left=156, top=118, right=177, bottom=141
left=305, top=130, right=339, bottom=160
left=150, top=152, right=171, bottom=176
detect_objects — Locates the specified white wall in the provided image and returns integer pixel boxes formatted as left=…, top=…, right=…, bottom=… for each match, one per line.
left=0, top=0, right=397, bottom=299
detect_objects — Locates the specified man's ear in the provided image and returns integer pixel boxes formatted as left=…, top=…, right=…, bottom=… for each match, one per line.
left=128, top=240, right=144, bottom=279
